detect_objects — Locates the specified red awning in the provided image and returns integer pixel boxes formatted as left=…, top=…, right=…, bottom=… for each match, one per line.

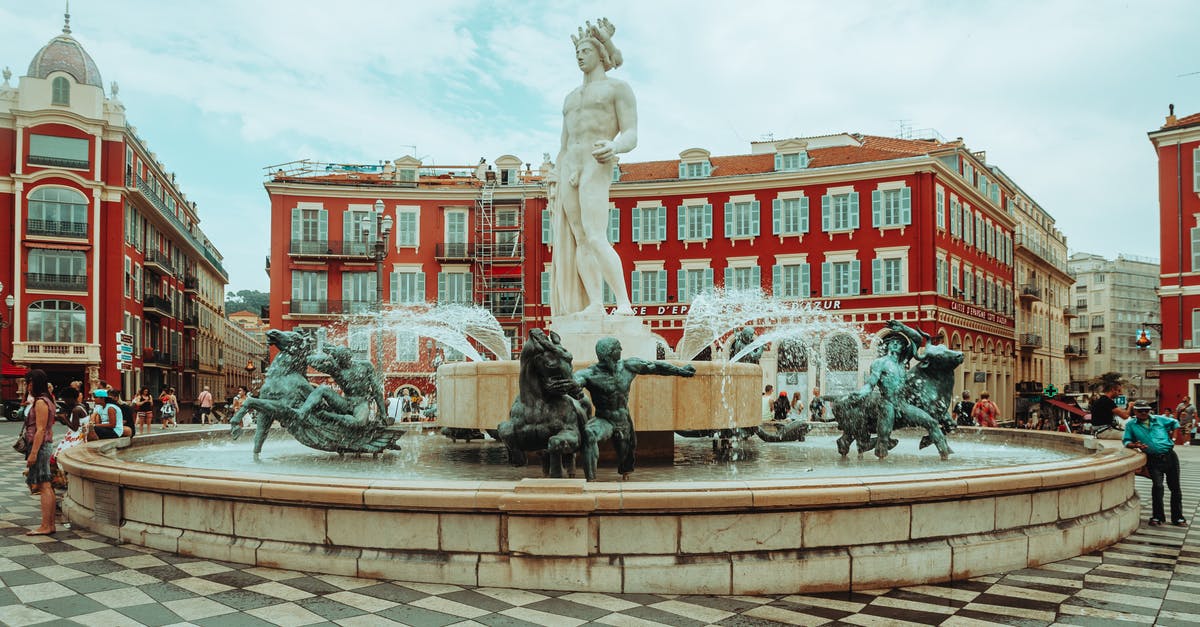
left=1044, top=397, right=1087, bottom=417
left=486, top=265, right=523, bottom=277
left=24, top=241, right=91, bottom=251
left=1, top=363, right=29, bottom=376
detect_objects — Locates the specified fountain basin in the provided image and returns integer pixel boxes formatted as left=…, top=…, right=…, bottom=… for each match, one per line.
left=59, top=429, right=1142, bottom=595
left=437, top=360, right=762, bottom=432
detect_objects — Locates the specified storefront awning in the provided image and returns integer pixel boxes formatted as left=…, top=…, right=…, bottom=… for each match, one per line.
left=24, top=241, right=91, bottom=251
left=1044, top=397, right=1087, bottom=417
left=1, top=364, right=29, bottom=376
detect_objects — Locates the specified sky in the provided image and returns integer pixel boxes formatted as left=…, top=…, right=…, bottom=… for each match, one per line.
left=2, top=0, right=1197, bottom=293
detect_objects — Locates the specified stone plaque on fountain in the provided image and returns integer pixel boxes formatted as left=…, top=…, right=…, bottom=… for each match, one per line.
left=550, top=312, right=659, bottom=361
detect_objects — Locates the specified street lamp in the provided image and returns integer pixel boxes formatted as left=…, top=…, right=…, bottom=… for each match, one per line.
left=365, top=199, right=393, bottom=374
left=1136, top=311, right=1162, bottom=351
left=0, top=292, right=13, bottom=328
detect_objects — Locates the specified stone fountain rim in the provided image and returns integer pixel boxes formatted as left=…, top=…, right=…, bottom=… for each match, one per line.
left=58, top=429, right=1142, bottom=514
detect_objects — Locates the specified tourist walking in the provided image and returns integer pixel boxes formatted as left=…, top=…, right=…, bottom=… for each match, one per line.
left=159, top=388, right=178, bottom=428
left=196, top=385, right=214, bottom=424
left=134, top=388, right=154, bottom=433
left=972, top=391, right=999, bottom=427
left=22, top=369, right=56, bottom=536
left=954, top=391, right=975, bottom=426
left=809, top=387, right=825, bottom=421
left=1124, top=400, right=1188, bottom=527
left=1175, top=396, right=1195, bottom=446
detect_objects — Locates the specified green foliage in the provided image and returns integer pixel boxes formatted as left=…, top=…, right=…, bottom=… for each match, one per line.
left=1086, top=371, right=1125, bottom=392
left=225, top=289, right=269, bottom=317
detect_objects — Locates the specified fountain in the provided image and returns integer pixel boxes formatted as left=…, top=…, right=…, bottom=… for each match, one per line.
left=57, top=17, right=1144, bottom=595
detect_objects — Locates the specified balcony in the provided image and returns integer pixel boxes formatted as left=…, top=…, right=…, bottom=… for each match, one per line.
left=1019, top=284, right=1041, bottom=303
left=289, top=299, right=376, bottom=316
left=288, top=240, right=373, bottom=258
left=1016, top=381, right=1043, bottom=395
left=1066, top=345, right=1088, bottom=359
left=185, top=357, right=200, bottom=371
left=435, top=243, right=475, bottom=261
left=1018, top=333, right=1042, bottom=349
left=1075, top=301, right=1088, bottom=311
left=142, top=349, right=170, bottom=367
left=25, top=272, right=86, bottom=292
left=26, top=219, right=88, bottom=239
left=476, top=243, right=524, bottom=259
left=183, top=275, right=199, bottom=292
left=12, top=342, right=100, bottom=364
left=143, top=294, right=173, bottom=317
left=1063, top=306, right=1078, bottom=319
left=144, top=249, right=176, bottom=276
left=183, top=314, right=199, bottom=329
left=130, top=176, right=229, bottom=280
left=28, top=154, right=88, bottom=169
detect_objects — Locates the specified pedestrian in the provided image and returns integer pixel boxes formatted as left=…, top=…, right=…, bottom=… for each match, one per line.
left=159, top=387, right=177, bottom=428
left=1175, top=396, right=1195, bottom=446
left=954, top=390, right=975, bottom=426
left=88, top=389, right=122, bottom=440
left=773, top=391, right=791, bottom=422
left=1091, top=381, right=1131, bottom=439
left=790, top=391, right=804, bottom=420
left=22, top=369, right=56, bottom=536
left=134, top=387, right=154, bottom=433
left=972, top=391, right=999, bottom=428
left=1124, top=400, right=1188, bottom=527
left=809, top=387, right=825, bottom=421
left=231, top=385, right=248, bottom=413
left=761, top=385, right=774, bottom=423
left=196, top=385, right=214, bottom=425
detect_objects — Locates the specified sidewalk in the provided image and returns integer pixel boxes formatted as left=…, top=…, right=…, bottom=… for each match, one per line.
left=0, top=425, right=1195, bottom=626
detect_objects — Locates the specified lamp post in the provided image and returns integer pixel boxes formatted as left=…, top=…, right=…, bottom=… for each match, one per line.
left=0, top=292, right=13, bottom=329
left=1136, top=311, right=1162, bottom=351
left=364, top=200, right=393, bottom=374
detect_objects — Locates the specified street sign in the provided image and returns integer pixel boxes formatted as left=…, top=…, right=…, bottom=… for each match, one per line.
left=116, top=353, right=132, bottom=362
left=116, top=332, right=133, bottom=345
left=116, top=361, right=131, bottom=371
left=1115, top=395, right=1127, bottom=407
left=117, top=344, right=133, bottom=354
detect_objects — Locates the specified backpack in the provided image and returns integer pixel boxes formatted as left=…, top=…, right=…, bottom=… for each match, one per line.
left=161, top=399, right=175, bottom=416
left=954, top=401, right=975, bottom=426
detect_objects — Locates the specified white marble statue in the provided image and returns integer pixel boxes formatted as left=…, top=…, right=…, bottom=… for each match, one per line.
left=549, top=18, right=637, bottom=317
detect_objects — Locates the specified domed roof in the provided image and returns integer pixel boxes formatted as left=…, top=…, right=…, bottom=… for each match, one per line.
left=26, top=19, right=102, bottom=89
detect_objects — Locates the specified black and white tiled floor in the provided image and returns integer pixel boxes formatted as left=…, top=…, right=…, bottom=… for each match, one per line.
left=0, top=425, right=1196, bottom=626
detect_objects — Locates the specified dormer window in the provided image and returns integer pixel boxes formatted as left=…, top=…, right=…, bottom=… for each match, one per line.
left=493, top=155, right=523, bottom=186
left=392, top=155, right=422, bottom=185
left=51, top=76, right=70, bottom=105
left=772, top=139, right=810, bottom=172
left=397, top=168, right=417, bottom=183
left=677, top=148, right=712, bottom=179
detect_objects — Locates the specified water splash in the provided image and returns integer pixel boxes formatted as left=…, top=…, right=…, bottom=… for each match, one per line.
left=326, top=303, right=510, bottom=362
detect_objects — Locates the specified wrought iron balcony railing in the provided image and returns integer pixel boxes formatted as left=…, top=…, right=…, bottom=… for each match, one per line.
left=26, top=219, right=88, bottom=238
left=25, top=272, right=86, bottom=292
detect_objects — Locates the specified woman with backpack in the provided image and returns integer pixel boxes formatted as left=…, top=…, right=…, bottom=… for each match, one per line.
left=22, top=369, right=57, bottom=536
left=159, top=387, right=178, bottom=428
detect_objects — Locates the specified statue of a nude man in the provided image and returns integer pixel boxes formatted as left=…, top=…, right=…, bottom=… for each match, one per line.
left=548, top=18, right=637, bottom=317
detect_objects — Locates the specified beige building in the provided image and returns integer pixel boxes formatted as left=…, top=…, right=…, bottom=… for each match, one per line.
left=995, top=167, right=1073, bottom=423
left=220, top=314, right=266, bottom=399
left=1067, top=252, right=1160, bottom=404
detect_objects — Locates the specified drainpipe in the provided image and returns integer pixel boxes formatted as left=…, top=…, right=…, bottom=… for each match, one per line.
left=1177, top=141, right=1184, bottom=396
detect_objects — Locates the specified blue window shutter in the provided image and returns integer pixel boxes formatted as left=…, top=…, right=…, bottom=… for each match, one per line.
left=437, top=272, right=446, bottom=302
left=851, top=260, right=860, bottom=294
left=657, top=270, right=667, bottom=303
left=608, top=208, right=620, bottom=243
left=630, top=271, right=641, bottom=303
left=678, top=162, right=686, bottom=179
left=821, top=195, right=830, bottom=231
left=677, top=269, right=687, bottom=301
left=850, top=192, right=860, bottom=229
left=318, top=209, right=328, bottom=240
left=772, top=264, right=781, bottom=295
left=774, top=153, right=782, bottom=171
left=871, top=190, right=881, bottom=227
left=291, top=208, right=302, bottom=242
left=752, top=265, right=761, bottom=289
left=542, top=209, right=550, bottom=243
left=801, top=264, right=810, bottom=297
left=772, top=198, right=781, bottom=235
left=677, top=205, right=686, bottom=240
left=800, top=197, right=810, bottom=233
left=821, top=262, right=831, bottom=296
left=901, top=187, right=912, bottom=225
left=704, top=204, right=713, bottom=238
left=702, top=161, right=711, bottom=177
left=751, top=200, right=760, bottom=236
left=657, top=206, right=667, bottom=241
left=389, top=272, right=398, bottom=304
left=631, top=208, right=641, bottom=243
left=724, top=202, right=733, bottom=238
left=541, top=271, right=550, bottom=304
left=872, top=259, right=881, bottom=294
left=343, top=210, right=353, bottom=243
left=416, top=273, right=425, bottom=302
left=704, top=268, right=714, bottom=290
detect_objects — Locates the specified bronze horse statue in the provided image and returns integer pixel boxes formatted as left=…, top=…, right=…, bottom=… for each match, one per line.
left=496, top=329, right=589, bottom=478
left=230, top=329, right=316, bottom=455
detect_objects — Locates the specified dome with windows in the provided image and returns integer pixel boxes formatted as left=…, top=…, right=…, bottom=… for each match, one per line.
left=26, top=27, right=102, bottom=89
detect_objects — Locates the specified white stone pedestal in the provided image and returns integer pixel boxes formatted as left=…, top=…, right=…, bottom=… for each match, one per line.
left=550, top=313, right=659, bottom=361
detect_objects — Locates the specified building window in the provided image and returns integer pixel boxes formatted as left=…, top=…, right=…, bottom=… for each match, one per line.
left=821, top=192, right=859, bottom=232
left=343, top=209, right=375, bottom=255
left=445, top=211, right=467, bottom=246
left=821, top=260, right=860, bottom=297
left=951, top=262, right=960, bottom=298
left=607, top=207, right=620, bottom=243
left=390, top=271, right=425, bottom=304
left=724, top=200, right=760, bottom=238
left=27, top=186, right=88, bottom=238
left=679, top=161, right=711, bottom=179
left=395, top=208, right=419, bottom=247
left=291, top=271, right=327, bottom=313
left=27, top=134, right=89, bottom=169
left=871, top=187, right=911, bottom=228
left=26, top=300, right=85, bottom=343
left=28, top=249, right=86, bottom=291
left=772, top=263, right=810, bottom=299
left=724, top=265, right=760, bottom=291
left=290, top=207, right=328, bottom=253
left=541, top=270, right=551, bottom=305
left=775, top=151, right=808, bottom=171
left=677, top=267, right=714, bottom=303
left=873, top=257, right=904, bottom=294
left=1192, top=227, right=1200, bottom=272
left=395, top=331, right=418, bottom=362
left=1194, top=147, right=1200, bottom=192
left=438, top=272, right=472, bottom=304
left=51, top=76, right=70, bottom=105
left=950, top=197, right=961, bottom=237
left=963, top=161, right=974, bottom=185
left=677, top=204, right=712, bottom=241
left=342, top=272, right=376, bottom=314
left=935, top=187, right=945, bottom=231
left=772, top=197, right=809, bottom=236
left=1193, top=310, right=1200, bottom=347
left=541, top=209, right=553, bottom=244
left=630, top=269, right=667, bottom=304
left=935, top=258, right=947, bottom=296
left=632, top=206, right=666, bottom=243
left=346, top=325, right=370, bottom=361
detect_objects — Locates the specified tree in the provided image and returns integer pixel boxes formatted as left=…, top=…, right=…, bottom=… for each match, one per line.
left=1086, top=371, right=1125, bottom=392
left=225, top=289, right=269, bottom=317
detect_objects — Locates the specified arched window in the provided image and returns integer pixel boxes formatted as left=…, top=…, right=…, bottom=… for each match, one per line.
left=27, top=186, right=88, bottom=237
left=26, top=300, right=85, bottom=343
left=51, top=76, right=70, bottom=105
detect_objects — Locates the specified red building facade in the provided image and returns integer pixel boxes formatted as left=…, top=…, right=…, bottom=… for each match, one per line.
left=1149, top=107, right=1200, bottom=403
left=266, top=133, right=1022, bottom=414
left=0, top=21, right=228, bottom=403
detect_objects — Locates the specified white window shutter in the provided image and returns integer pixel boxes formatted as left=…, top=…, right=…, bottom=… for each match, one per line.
left=772, top=198, right=781, bottom=235
left=821, top=195, right=830, bottom=231
left=851, top=260, right=860, bottom=294
left=901, top=187, right=912, bottom=225
left=751, top=200, right=760, bottom=236
left=318, top=209, right=328, bottom=240
left=821, top=262, right=831, bottom=296
left=437, top=272, right=446, bottom=302
left=678, top=162, right=686, bottom=178
left=871, top=190, right=881, bottom=227
left=657, top=270, right=667, bottom=303
left=724, top=202, right=734, bottom=238
left=631, top=208, right=641, bottom=243
left=657, top=206, right=667, bottom=241
left=291, top=208, right=302, bottom=243
left=630, top=271, right=641, bottom=303
left=416, top=273, right=425, bottom=302
left=872, top=259, right=882, bottom=294
left=772, top=264, right=781, bottom=295
left=343, top=211, right=353, bottom=245
left=800, top=197, right=810, bottom=232
left=677, top=205, right=686, bottom=240
left=389, top=273, right=399, bottom=304
left=704, top=204, right=713, bottom=238
left=850, top=193, right=860, bottom=229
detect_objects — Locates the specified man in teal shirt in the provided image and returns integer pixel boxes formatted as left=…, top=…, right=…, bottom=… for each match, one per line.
left=1123, top=400, right=1187, bottom=527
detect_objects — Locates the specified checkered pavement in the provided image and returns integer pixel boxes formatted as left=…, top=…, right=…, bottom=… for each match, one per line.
left=0, top=424, right=1196, bottom=625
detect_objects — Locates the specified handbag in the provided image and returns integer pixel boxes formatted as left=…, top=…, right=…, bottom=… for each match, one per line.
left=12, top=431, right=30, bottom=455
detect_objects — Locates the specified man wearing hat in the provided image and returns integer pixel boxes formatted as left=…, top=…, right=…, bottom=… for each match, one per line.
left=1123, top=400, right=1187, bottom=527
left=88, top=389, right=122, bottom=441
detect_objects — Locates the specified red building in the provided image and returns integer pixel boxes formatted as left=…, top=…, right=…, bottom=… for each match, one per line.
left=1149, top=106, right=1200, bottom=403
left=266, top=133, right=1022, bottom=414
left=0, top=17, right=228, bottom=402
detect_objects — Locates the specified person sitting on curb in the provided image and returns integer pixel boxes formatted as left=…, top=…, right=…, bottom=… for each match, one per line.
left=1123, top=399, right=1187, bottom=527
